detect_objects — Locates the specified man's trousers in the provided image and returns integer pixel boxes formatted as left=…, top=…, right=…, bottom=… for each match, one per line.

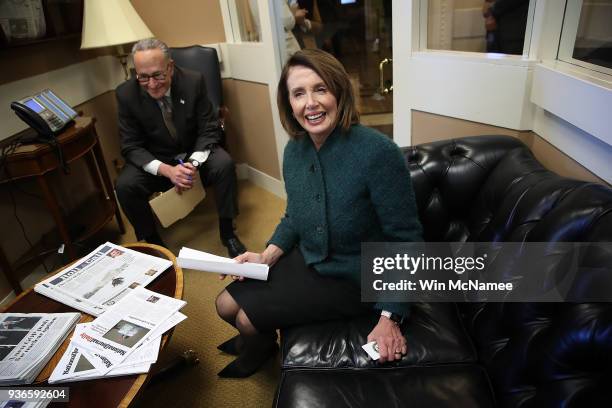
left=115, top=147, right=239, bottom=240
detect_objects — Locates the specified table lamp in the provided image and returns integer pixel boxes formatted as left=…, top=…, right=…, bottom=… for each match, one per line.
left=80, top=0, right=154, bottom=79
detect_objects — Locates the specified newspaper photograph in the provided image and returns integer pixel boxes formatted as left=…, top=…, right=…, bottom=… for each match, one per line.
left=0, top=313, right=80, bottom=385
left=50, top=312, right=186, bottom=382
left=72, top=287, right=185, bottom=371
left=48, top=328, right=159, bottom=384
left=35, top=242, right=173, bottom=316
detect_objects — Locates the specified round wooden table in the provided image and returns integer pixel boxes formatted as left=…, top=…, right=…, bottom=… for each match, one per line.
left=1, top=243, right=183, bottom=408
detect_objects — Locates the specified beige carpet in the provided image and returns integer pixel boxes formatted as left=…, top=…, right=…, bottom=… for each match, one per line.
left=120, top=181, right=286, bottom=408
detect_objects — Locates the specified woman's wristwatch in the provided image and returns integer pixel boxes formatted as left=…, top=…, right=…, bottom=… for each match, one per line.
left=381, top=310, right=405, bottom=325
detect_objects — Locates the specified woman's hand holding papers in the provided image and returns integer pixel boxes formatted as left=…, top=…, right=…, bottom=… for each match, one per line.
left=219, top=244, right=284, bottom=281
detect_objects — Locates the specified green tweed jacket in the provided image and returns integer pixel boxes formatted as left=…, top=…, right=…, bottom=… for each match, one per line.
left=269, top=124, right=422, bottom=317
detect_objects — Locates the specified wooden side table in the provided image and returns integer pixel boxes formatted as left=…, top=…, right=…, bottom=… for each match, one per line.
left=1, top=243, right=183, bottom=408
left=0, top=116, right=125, bottom=294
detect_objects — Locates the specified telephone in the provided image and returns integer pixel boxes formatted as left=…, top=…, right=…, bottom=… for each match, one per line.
left=10, top=89, right=78, bottom=140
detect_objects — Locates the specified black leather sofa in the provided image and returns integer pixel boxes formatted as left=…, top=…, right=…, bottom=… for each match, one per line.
left=274, top=136, right=612, bottom=408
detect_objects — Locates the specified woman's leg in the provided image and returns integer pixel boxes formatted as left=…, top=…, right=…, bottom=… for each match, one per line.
left=215, top=289, right=241, bottom=326
left=215, top=289, right=245, bottom=355
left=215, top=289, right=260, bottom=356
left=234, top=308, right=258, bottom=336
left=215, top=289, right=277, bottom=378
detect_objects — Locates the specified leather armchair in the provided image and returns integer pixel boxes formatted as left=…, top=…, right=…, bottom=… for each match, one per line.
left=275, top=136, right=612, bottom=407
left=169, top=45, right=227, bottom=140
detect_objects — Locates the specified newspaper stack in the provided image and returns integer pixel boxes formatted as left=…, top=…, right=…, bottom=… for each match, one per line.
left=0, top=400, right=49, bottom=408
left=35, top=242, right=173, bottom=316
left=0, top=313, right=80, bottom=385
left=49, top=287, right=186, bottom=383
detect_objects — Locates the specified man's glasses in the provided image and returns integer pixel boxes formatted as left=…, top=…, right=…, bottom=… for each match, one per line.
left=136, top=64, right=170, bottom=84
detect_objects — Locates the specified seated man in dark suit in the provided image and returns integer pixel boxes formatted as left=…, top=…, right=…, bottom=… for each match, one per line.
left=115, top=38, right=246, bottom=257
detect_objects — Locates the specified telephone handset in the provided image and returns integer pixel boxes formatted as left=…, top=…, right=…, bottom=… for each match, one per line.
left=10, top=89, right=78, bottom=140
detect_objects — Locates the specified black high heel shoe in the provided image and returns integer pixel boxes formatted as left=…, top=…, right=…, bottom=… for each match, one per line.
left=217, top=333, right=278, bottom=378
left=217, top=334, right=243, bottom=356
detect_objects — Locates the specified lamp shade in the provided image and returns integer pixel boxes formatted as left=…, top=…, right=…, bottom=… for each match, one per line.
left=81, top=0, right=153, bottom=49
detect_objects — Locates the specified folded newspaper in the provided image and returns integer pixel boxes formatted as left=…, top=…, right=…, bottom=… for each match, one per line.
left=60, top=286, right=186, bottom=376
left=35, top=242, right=173, bottom=316
left=0, top=313, right=80, bottom=385
left=49, top=311, right=186, bottom=384
left=49, top=322, right=158, bottom=383
left=177, top=247, right=269, bottom=280
left=0, top=400, right=49, bottom=408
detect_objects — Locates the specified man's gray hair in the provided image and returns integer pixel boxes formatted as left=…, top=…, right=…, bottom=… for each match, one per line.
left=132, top=38, right=170, bottom=60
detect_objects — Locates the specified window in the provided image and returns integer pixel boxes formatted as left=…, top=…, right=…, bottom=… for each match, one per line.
left=558, top=0, right=612, bottom=76
left=426, top=0, right=531, bottom=55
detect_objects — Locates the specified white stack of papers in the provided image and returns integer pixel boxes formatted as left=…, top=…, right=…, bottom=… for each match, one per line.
left=49, top=287, right=186, bottom=383
left=0, top=313, right=80, bottom=385
left=35, top=242, right=173, bottom=316
left=178, top=247, right=269, bottom=281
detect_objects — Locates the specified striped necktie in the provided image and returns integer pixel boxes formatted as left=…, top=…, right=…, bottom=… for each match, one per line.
left=159, top=96, right=177, bottom=140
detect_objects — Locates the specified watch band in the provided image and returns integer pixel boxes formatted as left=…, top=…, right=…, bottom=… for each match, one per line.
left=381, top=310, right=404, bottom=325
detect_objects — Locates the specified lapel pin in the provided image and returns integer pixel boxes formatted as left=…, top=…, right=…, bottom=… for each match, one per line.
left=180, top=99, right=185, bottom=104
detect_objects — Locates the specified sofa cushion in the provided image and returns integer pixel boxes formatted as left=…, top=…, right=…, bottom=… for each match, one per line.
left=274, top=364, right=495, bottom=408
left=459, top=302, right=612, bottom=407
left=281, top=302, right=475, bottom=369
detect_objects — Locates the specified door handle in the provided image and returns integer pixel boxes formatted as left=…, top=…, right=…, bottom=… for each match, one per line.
left=379, top=58, right=393, bottom=94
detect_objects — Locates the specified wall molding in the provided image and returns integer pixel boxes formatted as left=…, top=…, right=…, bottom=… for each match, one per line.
left=237, top=163, right=286, bottom=199
left=531, top=62, right=612, bottom=149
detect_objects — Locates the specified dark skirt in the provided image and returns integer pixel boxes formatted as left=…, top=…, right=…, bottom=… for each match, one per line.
left=225, top=248, right=372, bottom=332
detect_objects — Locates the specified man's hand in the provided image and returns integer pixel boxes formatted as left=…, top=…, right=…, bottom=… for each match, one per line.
left=158, top=162, right=195, bottom=193
left=367, top=316, right=407, bottom=363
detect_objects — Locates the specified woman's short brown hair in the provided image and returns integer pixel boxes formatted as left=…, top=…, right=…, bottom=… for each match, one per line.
left=277, top=49, right=359, bottom=139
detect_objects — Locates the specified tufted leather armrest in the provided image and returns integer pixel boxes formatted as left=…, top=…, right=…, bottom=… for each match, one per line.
left=403, top=136, right=526, bottom=241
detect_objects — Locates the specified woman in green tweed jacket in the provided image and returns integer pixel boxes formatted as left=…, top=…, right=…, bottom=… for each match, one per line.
left=215, top=49, right=422, bottom=378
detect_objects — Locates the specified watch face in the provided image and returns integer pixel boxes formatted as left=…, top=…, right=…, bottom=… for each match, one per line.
left=191, top=160, right=200, bottom=168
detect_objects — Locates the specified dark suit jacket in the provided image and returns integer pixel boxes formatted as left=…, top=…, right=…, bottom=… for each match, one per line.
left=116, top=66, right=221, bottom=168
